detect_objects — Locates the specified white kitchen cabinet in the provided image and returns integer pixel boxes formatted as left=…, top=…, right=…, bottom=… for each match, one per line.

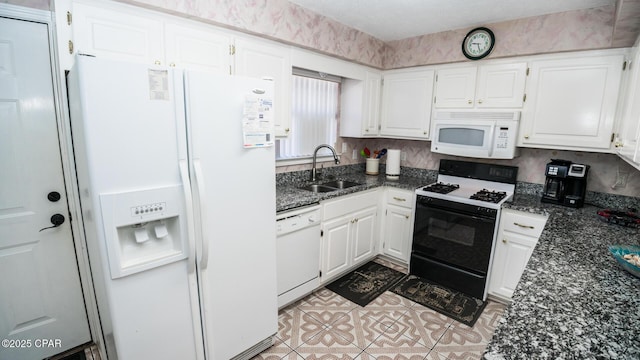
left=350, top=207, right=378, bottom=264
left=380, top=188, right=414, bottom=263
left=72, top=1, right=164, bottom=64
left=520, top=53, right=624, bottom=150
left=615, top=44, right=640, bottom=170
left=489, top=209, right=548, bottom=302
left=434, top=63, right=527, bottom=108
left=321, top=216, right=352, bottom=281
left=235, top=38, right=292, bottom=137
left=341, top=71, right=382, bottom=137
left=164, top=22, right=232, bottom=74
left=320, top=190, right=379, bottom=283
left=380, top=69, right=435, bottom=139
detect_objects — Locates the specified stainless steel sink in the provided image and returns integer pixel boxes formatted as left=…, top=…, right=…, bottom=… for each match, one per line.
left=321, top=180, right=361, bottom=189
left=298, top=184, right=338, bottom=193
left=298, top=180, right=362, bottom=193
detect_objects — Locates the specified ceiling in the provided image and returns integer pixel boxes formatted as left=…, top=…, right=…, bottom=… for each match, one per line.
left=288, top=0, right=615, bottom=41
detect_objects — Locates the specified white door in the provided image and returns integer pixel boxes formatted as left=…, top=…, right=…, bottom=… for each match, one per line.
left=321, top=217, right=352, bottom=282
left=0, top=17, right=91, bottom=360
left=383, top=205, right=412, bottom=262
left=380, top=70, right=434, bottom=139
left=351, top=207, right=377, bottom=265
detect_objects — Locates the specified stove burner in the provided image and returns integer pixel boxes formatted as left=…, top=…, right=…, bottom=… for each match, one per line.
left=470, top=189, right=507, bottom=203
left=423, top=182, right=460, bottom=194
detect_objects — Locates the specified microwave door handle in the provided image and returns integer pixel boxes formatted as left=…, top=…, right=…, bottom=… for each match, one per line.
left=487, top=124, right=496, bottom=157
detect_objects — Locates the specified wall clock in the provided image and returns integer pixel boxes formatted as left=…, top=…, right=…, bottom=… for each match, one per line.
left=462, top=27, right=495, bottom=60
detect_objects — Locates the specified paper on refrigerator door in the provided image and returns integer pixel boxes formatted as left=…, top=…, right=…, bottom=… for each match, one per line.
left=242, top=94, right=274, bottom=148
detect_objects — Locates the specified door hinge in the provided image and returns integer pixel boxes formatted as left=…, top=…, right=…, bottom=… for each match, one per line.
left=433, top=96, right=436, bottom=104
left=623, top=61, right=627, bottom=71
left=435, top=74, right=438, bottom=82
left=68, top=40, right=74, bottom=54
left=382, top=242, right=385, bottom=249
left=523, top=93, right=527, bottom=102
left=229, top=65, right=232, bottom=75
left=378, top=124, right=381, bottom=130
left=66, top=11, right=72, bottom=25
left=611, top=133, right=616, bottom=143
left=385, top=209, right=388, bottom=216
left=319, top=270, right=322, bottom=278
left=229, top=44, right=235, bottom=55
left=381, top=79, right=384, bottom=86
left=320, top=229, right=323, bottom=237
left=526, top=67, right=530, bottom=76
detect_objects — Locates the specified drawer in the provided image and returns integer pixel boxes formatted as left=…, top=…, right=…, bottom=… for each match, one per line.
left=323, top=189, right=379, bottom=220
left=500, top=209, right=548, bottom=238
left=386, top=188, right=414, bottom=209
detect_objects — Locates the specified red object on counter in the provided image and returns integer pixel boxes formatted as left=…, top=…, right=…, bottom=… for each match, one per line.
left=597, top=209, right=640, bottom=228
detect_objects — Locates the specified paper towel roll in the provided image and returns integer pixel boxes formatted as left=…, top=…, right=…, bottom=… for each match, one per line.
left=386, top=149, right=401, bottom=180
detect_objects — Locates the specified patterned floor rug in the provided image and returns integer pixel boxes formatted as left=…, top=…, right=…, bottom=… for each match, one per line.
left=325, top=261, right=406, bottom=307
left=391, top=274, right=487, bottom=327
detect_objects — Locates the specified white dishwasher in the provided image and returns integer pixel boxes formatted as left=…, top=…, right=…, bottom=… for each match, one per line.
left=276, top=204, right=321, bottom=308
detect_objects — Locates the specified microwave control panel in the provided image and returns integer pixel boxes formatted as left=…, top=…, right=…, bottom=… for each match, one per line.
left=495, top=127, right=510, bottom=149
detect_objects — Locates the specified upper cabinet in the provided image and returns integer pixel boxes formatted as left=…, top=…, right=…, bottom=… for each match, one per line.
left=66, top=0, right=292, bottom=137
left=235, top=39, right=292, bottom=137
left=73, top=1, right=231, bottom=73
left=379, top=69, right=435, bottom=139
left=519, top=53, right=624, bottom=151
left=434, top=63, right=527, bottom=108
left=340, top=71, right=382, bottom=137
left=72, top=2, right=165, bottom=65
left=164, top=23, right=233, bottom=74
left=615, top=44, right=640, bottom=170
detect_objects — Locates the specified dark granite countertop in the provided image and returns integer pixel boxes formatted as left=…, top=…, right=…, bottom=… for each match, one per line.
left=485, top=194, right=640, bottom=360
left=276, top=166, right=433, bottom=213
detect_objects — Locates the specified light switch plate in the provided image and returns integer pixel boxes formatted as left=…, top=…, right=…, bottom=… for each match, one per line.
left=342, top=143, right=348, bottom=153
left=352, top=149, right=357, bottom=159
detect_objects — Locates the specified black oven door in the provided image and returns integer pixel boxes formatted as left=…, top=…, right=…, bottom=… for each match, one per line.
left=412, top=196, right=497, bottom=275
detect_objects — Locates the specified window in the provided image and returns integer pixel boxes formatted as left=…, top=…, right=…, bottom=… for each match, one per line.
left=276, top=69, right=340, bottom=161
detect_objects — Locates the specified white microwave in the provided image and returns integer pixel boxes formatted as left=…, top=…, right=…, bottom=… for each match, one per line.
left=431, top=111, right=520, bottom=159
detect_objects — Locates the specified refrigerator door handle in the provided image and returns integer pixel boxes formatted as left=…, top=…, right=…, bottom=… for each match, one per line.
left=193, top=159, right=210, bottom=270
left=179, top=159, right=197, bottom=274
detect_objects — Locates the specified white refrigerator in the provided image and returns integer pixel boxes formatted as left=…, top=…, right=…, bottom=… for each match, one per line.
left=67, top=55, right=278, bottom=360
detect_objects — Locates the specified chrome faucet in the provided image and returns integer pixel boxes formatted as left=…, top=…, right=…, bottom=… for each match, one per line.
left=311, top=144, right=340, bottom=182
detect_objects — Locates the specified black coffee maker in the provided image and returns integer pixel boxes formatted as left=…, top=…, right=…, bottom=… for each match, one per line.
left=541, top=159, right=590, bottom=208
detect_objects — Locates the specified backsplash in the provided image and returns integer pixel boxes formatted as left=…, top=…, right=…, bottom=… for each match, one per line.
left=278, top=137, right=640, bottom=198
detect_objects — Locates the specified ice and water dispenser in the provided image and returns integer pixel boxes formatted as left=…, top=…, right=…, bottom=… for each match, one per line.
left=100, top=185, right=189, bottom=278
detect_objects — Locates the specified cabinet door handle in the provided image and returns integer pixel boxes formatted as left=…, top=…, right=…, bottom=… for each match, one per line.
left=393, top=197, right=406, bottom=202
left=524, top=135, right=530, bottom=139
left=478, top=99, right=483, bottom=104
left=405, top=215, right=410, bottom=219
left=502, top=238, right=507, bottom=243
left=154, top=60, right=161, bottom=65
left=514, top=222, right=534, bottom=229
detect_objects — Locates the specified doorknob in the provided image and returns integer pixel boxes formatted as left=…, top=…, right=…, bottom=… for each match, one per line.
left=39, top=214, right=65, bottom=232
left=47, top=191, right=61, bottom=202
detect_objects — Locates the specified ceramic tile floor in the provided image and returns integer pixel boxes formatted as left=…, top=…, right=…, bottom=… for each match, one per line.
left=253, top=259, right=506, bottom=360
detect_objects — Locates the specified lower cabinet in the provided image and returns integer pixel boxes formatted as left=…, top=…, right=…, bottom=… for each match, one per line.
left=488, top=209, right=548, bottom=301
left=381, top=188, right=415, bottom=263
left=320, top=190, right=379, bottom=283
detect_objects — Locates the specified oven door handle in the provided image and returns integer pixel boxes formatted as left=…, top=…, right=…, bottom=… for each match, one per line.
left=417, top=202, right=497, bottom=222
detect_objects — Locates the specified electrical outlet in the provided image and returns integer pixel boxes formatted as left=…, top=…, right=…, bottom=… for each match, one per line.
left=401, top=151, right=407, bottom=161
left=352, top=149, right=357, bottom=159
left=342, top=143, right=348, bottom=153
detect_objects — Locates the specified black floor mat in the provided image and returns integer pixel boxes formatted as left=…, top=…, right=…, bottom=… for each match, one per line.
left=325, top=261, right=406, bottom=307
left=392, top=274, right=487, bottom=327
